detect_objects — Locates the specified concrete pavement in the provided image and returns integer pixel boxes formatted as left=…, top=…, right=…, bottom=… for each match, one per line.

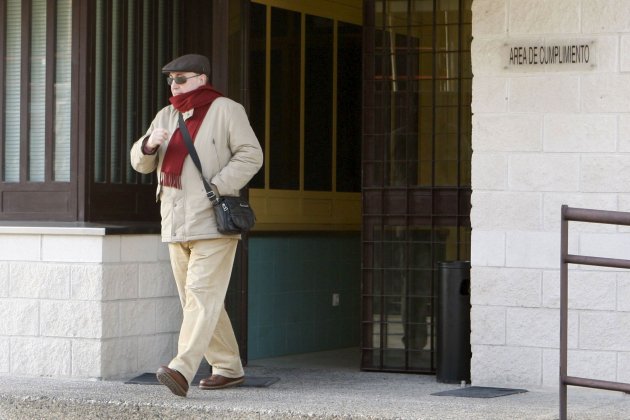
left=1, top=350, right=629, bottom=419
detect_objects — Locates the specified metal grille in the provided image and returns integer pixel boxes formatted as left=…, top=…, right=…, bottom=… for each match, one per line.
left=361, top=0, right=472, bottom=373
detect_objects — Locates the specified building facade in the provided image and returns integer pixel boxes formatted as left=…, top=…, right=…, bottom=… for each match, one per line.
left=471, top=0, right=630, bottom=388
left=0, top=0, right=628, bottom=390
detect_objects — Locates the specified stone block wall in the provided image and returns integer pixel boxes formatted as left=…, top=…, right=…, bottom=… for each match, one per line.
left=0, top=228, right=179, bottom=380
left=471, top=0, right=630, bottom=388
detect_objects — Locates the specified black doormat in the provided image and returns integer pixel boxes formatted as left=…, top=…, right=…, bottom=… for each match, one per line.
left=125, top=372, right=280, bottom=388
left=431, top=386, right=528, bottom=398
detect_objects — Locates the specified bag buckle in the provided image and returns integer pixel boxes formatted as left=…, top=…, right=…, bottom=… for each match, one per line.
left=206, top=190, right=219, bottom=206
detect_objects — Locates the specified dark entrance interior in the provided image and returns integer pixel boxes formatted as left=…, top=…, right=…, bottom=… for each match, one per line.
left=171, top=0, right=473, bottom=373
left=360, top=0, right=472, bottom=373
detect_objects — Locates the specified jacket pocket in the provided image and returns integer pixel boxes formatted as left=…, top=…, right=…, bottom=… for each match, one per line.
left=211, top=138, right=222, bottom=169
left=160, top=200, right=173, bottom=238
left=171, top=197, right=186, bottom=239
left=160, top=197, right=185, bottom=240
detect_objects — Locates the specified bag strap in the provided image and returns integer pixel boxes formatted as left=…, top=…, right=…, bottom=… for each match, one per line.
left=178, top=113, right=219, bottom=205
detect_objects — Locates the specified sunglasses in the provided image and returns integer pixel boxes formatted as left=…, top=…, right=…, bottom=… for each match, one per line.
left=166, top=74, right=201, bottom=86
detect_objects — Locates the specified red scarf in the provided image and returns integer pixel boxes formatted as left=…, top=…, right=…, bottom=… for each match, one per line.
left=160, top=85, right=223, bottom=188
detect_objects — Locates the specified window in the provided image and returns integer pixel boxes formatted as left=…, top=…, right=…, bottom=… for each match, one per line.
left=29, top=0, right=46, bottom=182
left=336, top=21, right=362, bottom=192
left=269, top=7, right=300, bottom=190
left=248, top=1, right=362, bottom=230
left=1, top=0, right=72, bottom=183
left=92, top=0, right=180, bottom=186
left=0, top=0, right=75, bottom=220
left=87, top=0, right=181, bottom=221
left=304, top=15, right=333, bottom=192
left=55, top=0, right=72, bottom=181
left=3, top=0, right=22, bottom=183
left=0, top=0, right=183, bottom=221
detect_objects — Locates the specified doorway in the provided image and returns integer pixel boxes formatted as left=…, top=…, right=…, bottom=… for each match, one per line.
left=361, top=0, right=472, bottom=373
left=244, top=0, right=364, bottom=366
left=175, top=0, right=363, bottom=367
left=203, top=0, right=473, bottom=374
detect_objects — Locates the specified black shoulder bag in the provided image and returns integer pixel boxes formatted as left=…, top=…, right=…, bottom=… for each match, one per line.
left=178, top=113, right=256, bottom=234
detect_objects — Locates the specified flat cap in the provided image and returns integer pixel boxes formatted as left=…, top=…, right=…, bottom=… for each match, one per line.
left=162, top=54, right=211, bottom=77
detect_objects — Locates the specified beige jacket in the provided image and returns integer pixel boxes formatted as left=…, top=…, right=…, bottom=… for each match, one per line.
left=130, top=97, right=263, bottom=242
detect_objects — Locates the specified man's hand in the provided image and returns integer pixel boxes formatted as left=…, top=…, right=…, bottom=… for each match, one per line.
left=147, top=128, right=169, bottom=150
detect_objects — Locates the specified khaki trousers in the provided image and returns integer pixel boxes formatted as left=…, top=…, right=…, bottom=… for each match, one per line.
left=167, top=238, right=244, bottom=385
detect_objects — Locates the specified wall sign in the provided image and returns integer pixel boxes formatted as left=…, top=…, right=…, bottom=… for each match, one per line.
left=503, top=40, right=596, bottom=71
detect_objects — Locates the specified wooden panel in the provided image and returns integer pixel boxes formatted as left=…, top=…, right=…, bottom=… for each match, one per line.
left=89, top=184, right=159, bottom=222
left=251, top=0, right=362, bottom=24
left=302, top=198, right=333, bottom=216
left=3, top=191, right=70, bottom=213
left=250, top=189, right=361, bottom=230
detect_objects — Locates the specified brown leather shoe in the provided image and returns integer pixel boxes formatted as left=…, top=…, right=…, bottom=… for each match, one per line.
left=156, top=366, right=189, bottom=397
left=199, top=374, right=245, bottom=390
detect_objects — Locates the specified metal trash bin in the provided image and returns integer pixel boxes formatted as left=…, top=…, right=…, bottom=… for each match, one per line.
left=436, top=261, right=471, bottom=384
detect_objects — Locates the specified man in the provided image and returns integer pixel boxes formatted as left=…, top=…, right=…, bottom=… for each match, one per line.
left=130, top=54, right=263, bottom=397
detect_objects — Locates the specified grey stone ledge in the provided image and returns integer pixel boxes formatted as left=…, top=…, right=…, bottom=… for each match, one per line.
left=0, top=222, right=160, bottom=236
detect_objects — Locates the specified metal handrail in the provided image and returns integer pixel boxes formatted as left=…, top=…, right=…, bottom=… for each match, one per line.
left=560, top=205, right=630, bottom=420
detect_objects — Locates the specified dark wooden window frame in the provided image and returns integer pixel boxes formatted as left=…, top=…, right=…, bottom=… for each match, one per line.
left=0, top=0, right=79, bottom=221
left=85, top=0, right=178, bottom=223
left=0, top=0, right=182, bottom=222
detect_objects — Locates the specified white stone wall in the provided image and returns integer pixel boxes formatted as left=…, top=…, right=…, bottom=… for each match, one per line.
left=471, top=0, right=630, bottom=388
left=0, top=229, right=180, bottom=380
